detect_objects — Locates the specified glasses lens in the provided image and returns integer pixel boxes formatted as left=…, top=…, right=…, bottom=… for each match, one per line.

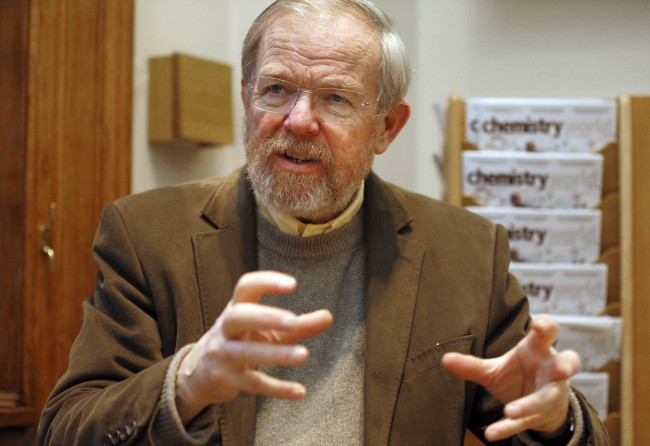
left=314, top=88, right=363, bottom=123
left=252, top=77, right=298, bottom=114
left=251, top=77, right=371, bottom=124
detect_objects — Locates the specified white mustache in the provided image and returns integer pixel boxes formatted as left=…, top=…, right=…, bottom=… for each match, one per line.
left=261, top=136, right=332, bottom=165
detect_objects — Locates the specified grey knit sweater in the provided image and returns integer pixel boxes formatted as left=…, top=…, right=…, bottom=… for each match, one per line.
left=253, top=210, right=367, bottom=446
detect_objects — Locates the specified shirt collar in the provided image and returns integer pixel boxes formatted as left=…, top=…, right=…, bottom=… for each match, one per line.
left=255, top=181, right=365, bottom=237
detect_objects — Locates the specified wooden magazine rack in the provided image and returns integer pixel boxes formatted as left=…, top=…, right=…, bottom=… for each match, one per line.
left=444, top=94, right=650, bottom=446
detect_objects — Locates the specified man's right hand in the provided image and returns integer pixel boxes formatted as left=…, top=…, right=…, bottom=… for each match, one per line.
left=175, top=271, right=333, bottom=425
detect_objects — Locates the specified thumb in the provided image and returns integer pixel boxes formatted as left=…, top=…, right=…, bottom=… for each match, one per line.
left=442, top=352, right=493, bottom=385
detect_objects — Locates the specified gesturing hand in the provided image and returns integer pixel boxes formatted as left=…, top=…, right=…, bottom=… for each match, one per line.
left=442, top=315, right=580, bottom=442
left=175, top=271, right=333, bottom=425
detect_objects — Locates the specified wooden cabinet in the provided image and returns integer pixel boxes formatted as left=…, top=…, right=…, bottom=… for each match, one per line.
left=444, top=94, right=650, bottom=446
left=0, top=1, right=133, bottom=443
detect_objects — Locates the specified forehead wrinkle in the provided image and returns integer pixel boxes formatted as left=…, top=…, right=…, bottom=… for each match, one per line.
left=259, top=44, right=365, bottom=79
left=265, top=33, right=373, bottom=66
left=257, top=12, right=380, bottom=92
left=259, top=58, right=366, bottom=93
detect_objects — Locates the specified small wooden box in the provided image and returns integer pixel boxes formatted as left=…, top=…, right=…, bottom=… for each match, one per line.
left=148, top=53, right=233, bottom=146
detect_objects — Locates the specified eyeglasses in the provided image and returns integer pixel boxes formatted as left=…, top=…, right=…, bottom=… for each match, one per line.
left=248, top=76, right=379, bottom=124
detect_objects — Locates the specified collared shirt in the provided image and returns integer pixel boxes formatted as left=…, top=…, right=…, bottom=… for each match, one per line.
left=255, top=182, right=365, bottom=237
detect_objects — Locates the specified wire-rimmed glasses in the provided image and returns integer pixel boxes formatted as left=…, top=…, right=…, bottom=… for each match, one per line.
left=248, top=76, right=379, bottom=124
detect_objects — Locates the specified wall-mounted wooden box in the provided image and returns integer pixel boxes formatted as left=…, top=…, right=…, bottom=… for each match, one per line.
left=148, top=53, right=233, bottom=146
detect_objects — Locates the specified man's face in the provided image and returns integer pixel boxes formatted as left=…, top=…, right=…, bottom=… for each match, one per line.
left=243, top=11, right=383, bottom=223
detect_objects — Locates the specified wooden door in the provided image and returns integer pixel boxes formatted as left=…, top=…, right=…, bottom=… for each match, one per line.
left=0, top=0, right=133, bottom=443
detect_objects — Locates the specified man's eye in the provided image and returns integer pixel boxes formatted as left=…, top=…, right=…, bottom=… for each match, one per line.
left=268, top=84, right=285, bottom=94
left=327, top=92, right=351, bottom=105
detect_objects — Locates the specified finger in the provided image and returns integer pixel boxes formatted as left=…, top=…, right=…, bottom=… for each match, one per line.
left=244, top=309, right=332, bottom=346
left=522, top=347, right=580, bottom=390
left=275, top=309, right=333, bottom=344
left=221, top=302, right=299, bottom=338
left=486, top=399, right=569, bottom=442
left=221, top=339, right=310, bottom=367
left=523, top=315, right=560, bottom=357
left=552, top=349, right=581, bottom=380
left=485, top=415, right=541, bottom=442
left=503, top=380, right=570, bottom=422
left=232, top=271, right=297, bottom=304
left=442, top=352, right=496, bottom=386
left=237, top=368, right=307, bottom=400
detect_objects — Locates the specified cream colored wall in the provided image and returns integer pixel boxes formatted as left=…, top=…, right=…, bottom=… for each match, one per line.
left=132, top=0, right=650, bottom=198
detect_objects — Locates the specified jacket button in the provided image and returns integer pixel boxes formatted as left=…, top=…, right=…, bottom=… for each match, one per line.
left=119, top=429, right=128, bottom=441
left=125, top=420, right=137, bottom=435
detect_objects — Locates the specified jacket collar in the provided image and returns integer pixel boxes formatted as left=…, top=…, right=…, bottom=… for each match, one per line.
left=200, top=167, right=252, bottom=230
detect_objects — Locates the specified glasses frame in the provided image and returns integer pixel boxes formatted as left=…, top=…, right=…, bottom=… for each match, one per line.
left=247, top=76, right=380, bottom=125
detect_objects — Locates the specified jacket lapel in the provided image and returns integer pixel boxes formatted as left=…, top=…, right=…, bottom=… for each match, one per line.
left=364, top=173, right=424, bottom=446
left=193, top=168, right=259, bottom=444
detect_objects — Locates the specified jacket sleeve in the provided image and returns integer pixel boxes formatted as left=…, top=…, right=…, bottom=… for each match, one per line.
left=466, top=224, right=610, bottom=446
left=36, top=203, right=220, bottom=445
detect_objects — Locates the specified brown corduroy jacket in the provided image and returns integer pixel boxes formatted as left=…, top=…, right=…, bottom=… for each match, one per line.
left=37, top=168, right=608, bottom=445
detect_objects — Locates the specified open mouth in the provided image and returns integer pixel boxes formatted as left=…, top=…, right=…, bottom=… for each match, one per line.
left=283, top=154, right=317, bottom=164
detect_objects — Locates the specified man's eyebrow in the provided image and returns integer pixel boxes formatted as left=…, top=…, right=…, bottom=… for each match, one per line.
left=256, top=66, right=291, bottom=80
left=255, top=68, right=365, bottom=94
left=319, top=79, right=362, bottom=92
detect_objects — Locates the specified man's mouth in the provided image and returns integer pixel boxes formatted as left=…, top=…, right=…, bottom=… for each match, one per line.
left=282, top=153, right=317, bottom=164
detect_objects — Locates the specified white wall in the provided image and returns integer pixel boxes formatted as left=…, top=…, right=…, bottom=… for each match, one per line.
left=133, top=0, right=650, bottom=198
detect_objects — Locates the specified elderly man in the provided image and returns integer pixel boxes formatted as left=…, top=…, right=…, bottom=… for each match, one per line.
left=38, top=0, right=608, bottom=445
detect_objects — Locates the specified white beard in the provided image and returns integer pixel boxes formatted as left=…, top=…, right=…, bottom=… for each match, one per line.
left=245, top=130, right=375, bottom=223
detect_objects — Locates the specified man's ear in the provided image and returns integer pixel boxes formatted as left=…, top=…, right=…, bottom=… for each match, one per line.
left=374, top=99, right=410, bottom=155
left=241, top=78, right=249, bottom=107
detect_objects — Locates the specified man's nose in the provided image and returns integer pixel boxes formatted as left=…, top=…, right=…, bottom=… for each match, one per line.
left=283, top=92, right=320, bottom=137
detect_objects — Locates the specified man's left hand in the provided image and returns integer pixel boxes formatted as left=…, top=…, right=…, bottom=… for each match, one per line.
left=442, top=314, right=579, bottom=442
